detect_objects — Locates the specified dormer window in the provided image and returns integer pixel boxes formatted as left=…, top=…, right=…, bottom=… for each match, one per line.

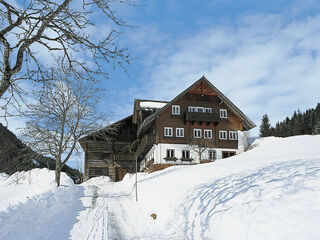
left=220, top=109, right=227, bottom=118
left=172, top=105, right=180, bottom=115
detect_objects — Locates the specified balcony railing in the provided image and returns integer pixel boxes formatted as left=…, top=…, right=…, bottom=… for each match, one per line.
left=185, top=112, right=220, bottom=123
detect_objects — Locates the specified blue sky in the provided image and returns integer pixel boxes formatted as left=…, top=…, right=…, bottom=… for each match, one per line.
left=104, top=0, right=320, bottom=130
left=2, top=0, right=320, bottom=168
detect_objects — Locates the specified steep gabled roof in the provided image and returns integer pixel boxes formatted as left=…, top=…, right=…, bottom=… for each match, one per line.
left=79, top=115, right=133, bottom=146
left=137, top=76, right=256, bottom=137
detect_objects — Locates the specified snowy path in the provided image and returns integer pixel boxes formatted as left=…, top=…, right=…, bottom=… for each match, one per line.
left=70, top=185, right=142, bottom=240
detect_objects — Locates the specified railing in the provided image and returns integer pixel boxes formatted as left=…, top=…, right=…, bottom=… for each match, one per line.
left=135, top=134, right=155, bottom=160
left=185, top=112, right=220, bottom=123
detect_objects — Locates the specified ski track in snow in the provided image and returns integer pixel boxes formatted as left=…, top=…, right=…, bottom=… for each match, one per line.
left=180, top=158, right=320, bottom=240
left=70, top=185, right=140, bottom=240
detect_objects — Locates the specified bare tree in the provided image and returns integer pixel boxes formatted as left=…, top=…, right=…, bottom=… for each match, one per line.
left=189, top=137, right=210, bottom=163
left=0, top=0, right=133, bottom=118
left=21, top=62, right=117, bottom=186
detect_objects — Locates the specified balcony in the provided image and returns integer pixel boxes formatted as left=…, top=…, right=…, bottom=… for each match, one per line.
left=185, top=112, right=220, bottom=123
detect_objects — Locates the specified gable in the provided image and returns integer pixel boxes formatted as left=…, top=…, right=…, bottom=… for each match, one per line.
left=188, top=80, right=217, bottom=96
left=137, top=76, right=256, bottom=137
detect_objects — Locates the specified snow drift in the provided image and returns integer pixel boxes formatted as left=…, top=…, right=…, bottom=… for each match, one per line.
left=81, top=135, right=320, bottom=240
left=0, top=135, right=319, bottom=240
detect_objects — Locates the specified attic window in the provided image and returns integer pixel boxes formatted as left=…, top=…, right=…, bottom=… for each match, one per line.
left=220, top=109, right=227, bottom=118
left=172, top=105, right=180, bottom=115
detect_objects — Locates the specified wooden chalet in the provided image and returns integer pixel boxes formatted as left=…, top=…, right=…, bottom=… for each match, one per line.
left=79, top=115, right=137, bottom=181
left=79, top=76, right=256, bottom=181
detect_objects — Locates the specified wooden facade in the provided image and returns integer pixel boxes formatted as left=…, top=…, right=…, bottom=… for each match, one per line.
left=79, top=76, right=256, bottom=181
left=79, top=116, right=137, bottom=181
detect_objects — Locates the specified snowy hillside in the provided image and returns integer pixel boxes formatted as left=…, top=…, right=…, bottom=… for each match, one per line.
left=1, top=135, right=320, bottom=240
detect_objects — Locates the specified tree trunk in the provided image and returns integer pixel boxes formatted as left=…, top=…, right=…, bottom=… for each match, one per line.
left=0, top=74, right=11, bottom=98
left=55, top=159, right=61, bottom=187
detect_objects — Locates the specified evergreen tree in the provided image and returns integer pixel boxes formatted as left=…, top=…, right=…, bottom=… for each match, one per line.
left=259, top=114, right=271, bottom=137
left=313, top=120, right=320, bottom=134
left=262, top=103, right=320, bottom=137
left=292, top=110, right=303, bottom=135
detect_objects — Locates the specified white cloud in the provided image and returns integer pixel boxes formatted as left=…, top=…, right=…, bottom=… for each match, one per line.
left=129, top=14, right=320, bottom=135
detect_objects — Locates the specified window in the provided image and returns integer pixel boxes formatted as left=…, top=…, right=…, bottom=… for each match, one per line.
left=176, top=128, right=184, bottom=137
left=182, top=150, right=190, bottom=159
left=222, top=151, right=236, bottom=158
left=219, top=130, right=227, bottom=140
left=188, top=106, right=197, bottom=112
left=197, top=107, right=204, bottom=113
left=204, top=129, right=212, bottom=139
left=194, top=129, right=202, bottom=138
left=220, top=109, right=227, bottom=118
left=229, top=131, right=237, bottom=140
left=164, top=127, right=173, bottom=137
left=166, top=149, right=175, bottom=158
left=208, top=150, right=216, bottom=161
left=205, top=108, right=212, bottom=113
left=172, top=105, right=180, bottom=115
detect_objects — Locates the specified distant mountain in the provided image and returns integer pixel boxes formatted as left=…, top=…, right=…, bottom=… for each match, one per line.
left=0, top=123, right=81, bottom=182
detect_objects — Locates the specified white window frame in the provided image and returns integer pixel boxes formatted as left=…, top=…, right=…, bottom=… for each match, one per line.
left=205, top=108, right=212, bottom=113
left=166, top=149, right=175, bottom=158
left=220, top=109, right=227, bottom=118
left=204, top=129, right=212, bottom=139
left=176, top=128, right=184, bottom=137
left=182, top=150, right=190, bottom=159
left=194, top=129, right=202, bottom=138
left=229, top=131, right=237, bottom=140
left=188, top=106, right=197, bottom=112
left=164, top=127, right=173, bottom=137
left=208, top=150, right=216, bottom=160
left=219, top=130, right=227, bottom=140
left=197, top=107, right=204, bottom=113
left=172, top=105, right=180, bottom=115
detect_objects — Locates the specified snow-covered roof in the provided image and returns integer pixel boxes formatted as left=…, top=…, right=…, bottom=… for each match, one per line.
left=139, top=101, right=167, bottom=109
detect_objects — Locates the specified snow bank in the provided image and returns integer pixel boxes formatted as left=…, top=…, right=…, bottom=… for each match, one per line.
left=95, top=135, right=320, bottom=239
left=82, top=175, right=112, bottom=185
left=0, top=168, right=83, bottom=240
left=0, top=168, right=73, bottom=211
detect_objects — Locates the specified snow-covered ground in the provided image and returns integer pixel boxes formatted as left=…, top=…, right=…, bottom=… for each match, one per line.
left=1, top=135, right=320, bottom=240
